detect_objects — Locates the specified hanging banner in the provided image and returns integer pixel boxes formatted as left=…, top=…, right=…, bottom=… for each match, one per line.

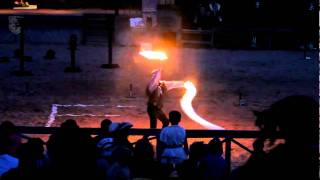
left=8, top=16, right=23, bottom=35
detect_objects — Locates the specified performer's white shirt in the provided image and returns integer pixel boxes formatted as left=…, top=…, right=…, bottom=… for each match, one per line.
left=159, top=125, right=187, bottom=164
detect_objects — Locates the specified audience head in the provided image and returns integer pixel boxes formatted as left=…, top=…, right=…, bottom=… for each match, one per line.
left=189, top=141, right=207, bottom=160
left=101, top=119, right=112, bottom=130
left=134, top=137, right=154, bottom=160
left=169, top=110, right=181, bottom=125
left=252, top=139, right=264, bottom=153
left=60, top=119, right=79, bottom=129
left=18, top=138, right=45, bottom=167
left=99, top=119, right=113, bottom=137
left=0, top=121, right=21, bottom=155
left=208, top=137, right=223, bottom=156
left=0, top=121, right=16, bottom=135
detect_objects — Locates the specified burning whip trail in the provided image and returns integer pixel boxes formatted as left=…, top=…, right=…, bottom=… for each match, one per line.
left=162, top=80, right=224, bottom=130
left=180, top=81, right=224, bottom=130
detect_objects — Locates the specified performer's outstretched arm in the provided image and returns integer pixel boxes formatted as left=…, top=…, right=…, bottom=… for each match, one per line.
left=160, top=81, right=184, bottom=91
left=148, top=69, right=162, bottom=93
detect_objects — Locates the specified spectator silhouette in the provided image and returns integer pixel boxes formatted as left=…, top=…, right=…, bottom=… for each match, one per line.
left=250, top=138, right=267, bottom=161
left=94, top=119, right=112, bottom=144
left=131, top=136, right=160, bottom=179
left=199, top=137, right=227, bottom=180
left=105, top=122, right=134, bottom=180
left=2, top=138, right=49, bottom=180
left=96, top=121, right=134, bottom=180
left=233, top=95, right=318, bottom=179
left=46, top=119, right=97, bottom=179
left=0, top=121, right=21, bottom=176
left=178, top=141, right=206, bottom=179
left=95, top=119, right=114, bottom=179
left=231, top=138, right=267, bottom=179
left=106, top=146, right=132, bottom=180
left=95, top=119, right=113, bottom=154
left=181, top=0, right=198, bottom=28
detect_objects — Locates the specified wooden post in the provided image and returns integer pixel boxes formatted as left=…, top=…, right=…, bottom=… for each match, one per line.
left=108, top=28, right=113, bottom=63
left=19, top=18, right=32, bottom=62
left=12, top=17, right=32, bottom=76
left=65, top=34, right=81, bottom=73
left=225, top=137, right=232, bottom=176
left=101, top=15, right=119, bottom=69
left=19, top=26, right=25, bottom=72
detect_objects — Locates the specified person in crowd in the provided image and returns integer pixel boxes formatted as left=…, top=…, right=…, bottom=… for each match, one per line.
left=0, top=121, right=21, bottom=177
left=199, top=137, right=227, bottom=180
left=96, top=121, right=134, bottom=180
left=232, top=95, right=318, bottom=179
left=158, top=110, right=188, bottom=177
left=142, top=0, right=158, bottom=28
left=2, top=138, right=49, bottom=180
left=94, top=119, right=114, bottom=178
left=46, top=119, right=98, bottom=179
left=131, top=136, right=160, bottom=179
left=95, top=120, right=133, bottom=159
left=231, top=139, right=266, bottom=179
left=94, top=119, right=112, bottom=145
left=301, top=0, right=317, bottom=59
left=177, top=141, right=206, bottom=179
left=105, top=146, right=133, bottom=180
left=248, top=138, right=267, bottom=164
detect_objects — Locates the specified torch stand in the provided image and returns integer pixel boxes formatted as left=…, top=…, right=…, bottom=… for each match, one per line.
left=65, top=34, right=81, bottom=73
left=12, top=20, right=33, bottom=76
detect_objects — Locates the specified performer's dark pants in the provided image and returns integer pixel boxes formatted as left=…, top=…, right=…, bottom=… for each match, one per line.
left=147, top=104, right=169, bottom=128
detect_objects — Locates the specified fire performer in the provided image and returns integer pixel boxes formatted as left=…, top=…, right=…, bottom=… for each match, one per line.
left=146, top=69, right=169, bottom=128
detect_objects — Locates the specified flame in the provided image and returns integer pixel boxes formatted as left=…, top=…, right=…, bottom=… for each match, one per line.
left=180, top=81, right=224, bottom=130
left=139, top=50, right=168, bottom=61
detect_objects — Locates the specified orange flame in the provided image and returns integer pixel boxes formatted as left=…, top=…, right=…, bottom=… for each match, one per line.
left=139, top=50, right=168, bottom=61
left=180, top=81, right=224, bottom=130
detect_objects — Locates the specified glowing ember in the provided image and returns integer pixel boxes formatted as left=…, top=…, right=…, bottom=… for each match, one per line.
left=180, top=81, right=224, bottom=130
left=139, top=50, right=168, bottom=61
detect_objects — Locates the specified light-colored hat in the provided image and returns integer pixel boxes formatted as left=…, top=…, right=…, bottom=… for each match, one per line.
left=108, top=122, right=133, bottom=133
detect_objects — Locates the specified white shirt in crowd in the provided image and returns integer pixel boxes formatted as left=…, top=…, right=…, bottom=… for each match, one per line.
left=159, top=125, right=187, bottom=164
